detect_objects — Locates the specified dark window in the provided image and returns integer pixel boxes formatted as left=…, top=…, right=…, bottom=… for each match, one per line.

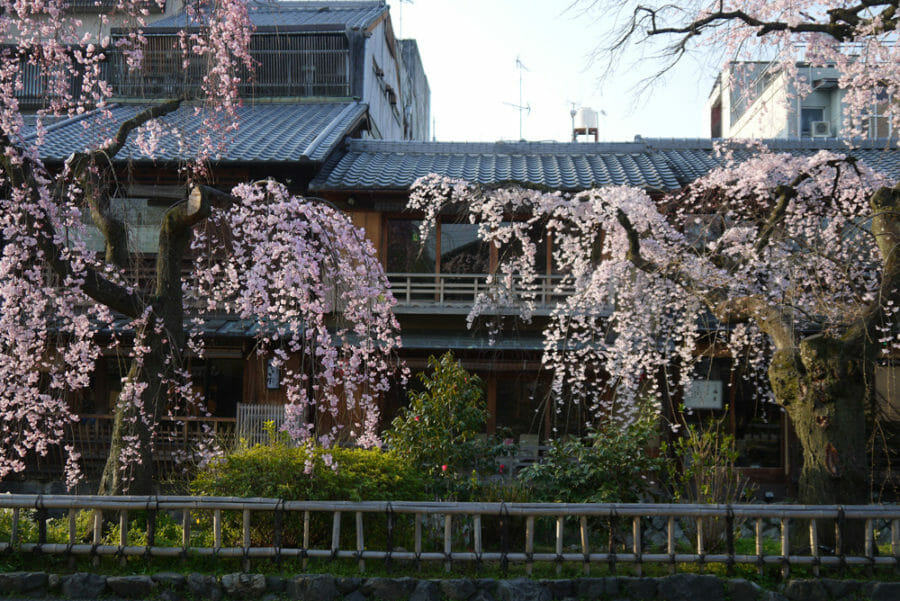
left=800, top=107, right=824, bottom=136
left=385, top=219, right=435, bottom=273
left=440, top=223, right=490, bottom=274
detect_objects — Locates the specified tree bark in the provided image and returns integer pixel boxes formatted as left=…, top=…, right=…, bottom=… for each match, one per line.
left=768, top=337, right=869, bottom=550
left=98, top=188, right=211, bottom=495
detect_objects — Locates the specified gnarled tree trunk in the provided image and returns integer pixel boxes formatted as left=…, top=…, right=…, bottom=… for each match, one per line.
left=769, top=336, right=870, bottom=550
left=98, top=188, right=210, bottom=495
left=769, top=338, right=869, bottom=505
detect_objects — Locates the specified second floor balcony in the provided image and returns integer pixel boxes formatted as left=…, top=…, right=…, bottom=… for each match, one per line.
left=13, top=32, right=352, bottom=109
left=387, top=272, right=576, bottom=315
left=108, top=32, right=351, bottom=99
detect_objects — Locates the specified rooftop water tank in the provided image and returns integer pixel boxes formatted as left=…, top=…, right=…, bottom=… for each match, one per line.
left=575, top=107, right=599, bottom=131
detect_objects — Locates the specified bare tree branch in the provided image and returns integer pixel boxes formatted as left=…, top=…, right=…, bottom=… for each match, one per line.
left=66, top=99, right=183, bottom=269
left=0, top=135, right=146, bottom=318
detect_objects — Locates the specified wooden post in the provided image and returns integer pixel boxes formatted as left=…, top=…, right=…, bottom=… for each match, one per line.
left=242, top=508, right=251, bottom=572
left=414, top=513, right=422, bottom=571
left=892, top=519, right=900, bottom=561
left=580, top=516, right=589, bottom=576
left=303, top=511, right=310, bottom=570
left=331, top=511, right=342, bottom=559
left=213, top=510, right=222, bottom=552
left=865, top=518, right=875, bottom=577
left=68, top=508, right=77, bottom=569
left=119, top=510, right=128, bottom=567
left=667, top=516, right=675, bottom=575
left=444, top=514, right=452, bottom=573
left=632, top=516, right=641, bottom=576
left=473, top=514, right=482, bottom=567
left=696, top=517, right=704, bottom=573
left=781, top=518, right=790, bottom=579
left=525, top=516, right=535, bottom=575
left=92, top=510, right=102, bottom=567
left=809, top=519, right=819, bottom=577
left=356, top=512, right=365, bottom=573
left=556, top=516, right=564, bottom=575
left=756, top=518, right=764, bottom=577
left=181, top=509, right=191, bottom=562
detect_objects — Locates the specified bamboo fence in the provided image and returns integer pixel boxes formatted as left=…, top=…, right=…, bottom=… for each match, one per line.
left=1, top=495, right=898, bottom=577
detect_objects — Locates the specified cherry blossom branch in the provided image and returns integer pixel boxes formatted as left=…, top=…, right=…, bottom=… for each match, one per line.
left=0, top=139, right=146, bottom=318
left=754, top=158, right=859, bottom=254
left=66, top=100, right=183, bottom=268
left=711, top=295, right=797, bottom=350
left=616, top=206, right=797, bottom=349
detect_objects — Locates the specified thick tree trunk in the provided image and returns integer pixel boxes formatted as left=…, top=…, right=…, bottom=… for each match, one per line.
left=98, top=330, right=170, bottom=496
left=98, top=189, right=209, bottom=495
left=768, top=336, right=869, bottom=550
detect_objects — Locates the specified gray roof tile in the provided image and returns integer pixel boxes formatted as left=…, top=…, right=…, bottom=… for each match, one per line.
left=309, top=138, right=900, bottom=192
left=31, top=101, right=368, bottom=164
left=142, top=1, right=387, bottom=32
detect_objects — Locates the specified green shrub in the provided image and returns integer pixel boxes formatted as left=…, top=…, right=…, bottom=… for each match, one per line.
left=517, top=409, right=663, bottom=503
left=190, top=440, right=428, bottom=548
left=661, top=416, right=754, bottom=551
left=384, top=352, right=511, bottom=499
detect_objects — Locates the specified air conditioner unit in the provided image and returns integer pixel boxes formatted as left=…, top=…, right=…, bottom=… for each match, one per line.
left=811, top=120, right=831, bottom=137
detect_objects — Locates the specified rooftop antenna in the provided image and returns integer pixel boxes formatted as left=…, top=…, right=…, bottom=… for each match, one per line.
left=569, top=101, right=578, bottom=142
left=504, top=56, right=531, bottom=140
left=395, top=0, right=413, bottom=38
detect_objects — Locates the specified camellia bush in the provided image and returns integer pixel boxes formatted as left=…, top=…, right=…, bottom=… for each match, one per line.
left=384, top=352, right=511, bottom=499
left=517, top=409, right=663, bottom=504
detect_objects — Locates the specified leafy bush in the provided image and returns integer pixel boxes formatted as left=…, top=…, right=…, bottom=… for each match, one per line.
left=384, top=352, right=511, bottom=499
left=662, top=418, right=753, bottom=505
left=191, top=439, right=428, bottom=548
left=662, top=417, right=754, bottom=551
left=517, top=409, right=663, bottom=503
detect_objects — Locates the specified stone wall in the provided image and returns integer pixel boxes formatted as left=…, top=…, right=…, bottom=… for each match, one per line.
left=0, top=571, right=898, bottom=601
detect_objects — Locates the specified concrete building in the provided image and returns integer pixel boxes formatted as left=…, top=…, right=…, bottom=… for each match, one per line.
left=706, top=61, right=892, bottom=140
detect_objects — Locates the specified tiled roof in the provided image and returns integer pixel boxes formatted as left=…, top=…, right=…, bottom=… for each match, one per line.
left=142, top=1, right=387, bottom=31
left=31, top=101, right=368, bottom=164
left=309, top=138, right=900, bottom=192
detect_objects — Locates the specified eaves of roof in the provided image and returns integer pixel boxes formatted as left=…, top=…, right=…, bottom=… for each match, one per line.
left=309, top=137, right=900, bottom=193
left=137, top=1, right=388, bottom=33
left=30, top=100, right=369, bottom=165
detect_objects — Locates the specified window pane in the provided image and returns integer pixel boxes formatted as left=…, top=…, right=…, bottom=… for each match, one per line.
left=440, top=223, right=490, bottom=273
left=386, top=220, right=435, bottom=273
left=800, top=107, right=824, bottom=136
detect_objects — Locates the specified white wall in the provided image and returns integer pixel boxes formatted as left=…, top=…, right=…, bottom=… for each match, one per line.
left=362, top=20, right=405, bottom=140
left=728, top=72, right=790, bottom=139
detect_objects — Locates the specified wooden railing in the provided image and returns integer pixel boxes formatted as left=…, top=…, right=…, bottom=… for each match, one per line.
left=90, top=269, right=582, bottom=311
left=27, top=415, right=237, bottom=478
left=386, top=273, right=580, bottom=311
left=0, top=495, right=897, bottom=578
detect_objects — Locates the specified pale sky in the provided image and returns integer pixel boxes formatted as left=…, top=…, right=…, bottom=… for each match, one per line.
left=387, top=0, right=719, bottom=143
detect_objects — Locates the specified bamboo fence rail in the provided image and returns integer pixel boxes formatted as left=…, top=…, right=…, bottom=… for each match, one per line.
left=1, top=495, right=898, bottom=577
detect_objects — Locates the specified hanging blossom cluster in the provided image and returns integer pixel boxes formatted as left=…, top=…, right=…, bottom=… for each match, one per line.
left=409, top=146, right=885, bottom=427
left=0, top=160, right=113, bottom=481
left=189, top=181, right=404, bottom=449
left=0, top=0, right=262, bottom=490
